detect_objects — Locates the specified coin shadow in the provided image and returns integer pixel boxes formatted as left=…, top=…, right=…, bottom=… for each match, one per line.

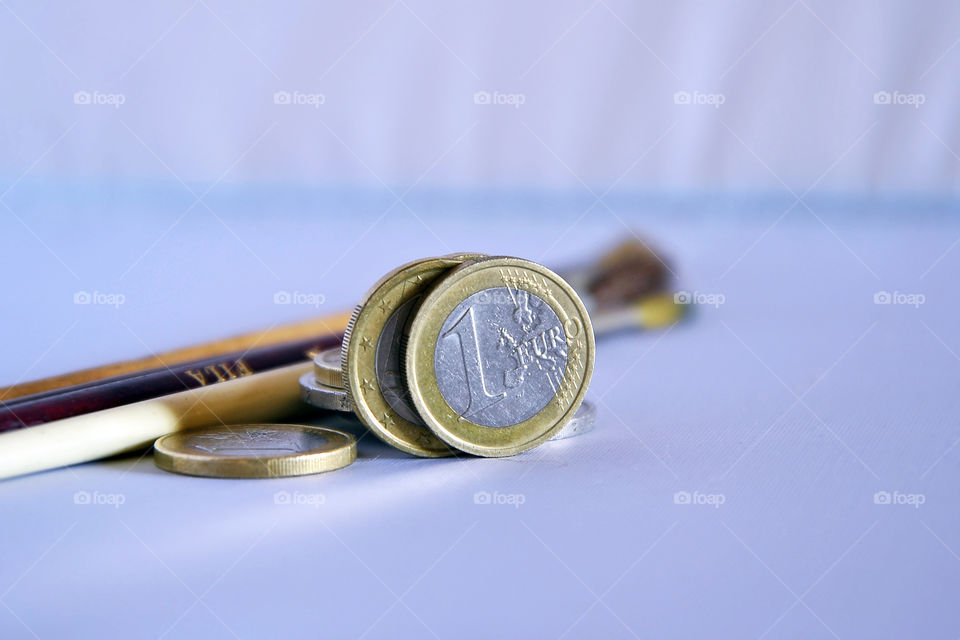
left=97, top=446, right=171, bottom=476
left=98, top=410, right=452, bottom=478
left=301, top=411, right=486, bottom=462
left=298, top=410, right=416, bottom=460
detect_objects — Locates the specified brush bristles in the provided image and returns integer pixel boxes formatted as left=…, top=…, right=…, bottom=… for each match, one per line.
left=564, top=238, right=670, bottom=311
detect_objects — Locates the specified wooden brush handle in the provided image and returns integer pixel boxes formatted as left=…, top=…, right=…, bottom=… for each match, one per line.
left=0, top=332, right=344, bottom=433
left=0, top=362, right=314, bottom=480
left=0, top=310, right=352, bottom=401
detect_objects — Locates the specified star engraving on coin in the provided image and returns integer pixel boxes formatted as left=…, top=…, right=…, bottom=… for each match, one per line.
left=416, top=431, right=436, bottom=447
left=401, top=275, right=425, bottom=296
left=341, top=255, right=484, bottom=458
left=361, top=378, right=375, bottom=393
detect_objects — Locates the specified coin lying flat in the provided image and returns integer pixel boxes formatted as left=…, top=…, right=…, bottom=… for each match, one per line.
left=313, top=347, right=344, bottom=388
left=342, top=255, right=483, bottom=457
left=154, top=424, right=356, bottom=478
left=299, top=372, right=352, bottom=412
left=549, top=400, right=596, bottom=441
left=405, top=257, right=595, bottom=457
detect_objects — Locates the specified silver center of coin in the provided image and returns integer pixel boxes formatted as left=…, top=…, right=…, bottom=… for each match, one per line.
left=376, top=296, right=425, bottom=425
left=187, top=428, right=328, bottom=456
left=434, top=287, right=567, bottom=428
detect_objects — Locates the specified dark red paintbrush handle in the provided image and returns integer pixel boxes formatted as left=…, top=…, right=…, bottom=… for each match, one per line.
left=0, top=333, right=344, bottom=433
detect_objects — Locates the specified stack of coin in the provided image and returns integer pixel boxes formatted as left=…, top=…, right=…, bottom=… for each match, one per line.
left=300, top=254, right=596, bottom=458
left=299, top=348, right=352, bottom=413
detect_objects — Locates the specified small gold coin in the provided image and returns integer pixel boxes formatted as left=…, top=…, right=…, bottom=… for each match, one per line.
left=313, top=347, right=344, bottom=388
left=342, top=255, right=483, bottom=457
left=153, top=424, right=356, bottom=478
left=405, top=256, right=595, bottom=457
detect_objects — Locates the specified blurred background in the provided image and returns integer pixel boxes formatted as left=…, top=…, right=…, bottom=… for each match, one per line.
left=1, top=0, right=958, bottom=378
left=2, top=1, right=959, bottom=188
left=2, top=2, right=959, bottom=638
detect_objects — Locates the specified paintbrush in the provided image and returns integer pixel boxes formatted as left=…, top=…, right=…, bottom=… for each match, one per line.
left=0, top=239, right=680, bottom=432
left=0, top=240, right=683, bottom=479
left=0, top=333, right=343, bottom=433
left=0, top=311, right=354, bottom=401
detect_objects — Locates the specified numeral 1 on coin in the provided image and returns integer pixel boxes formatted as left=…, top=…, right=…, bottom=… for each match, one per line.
left=442, top=306, right=506, bottom=419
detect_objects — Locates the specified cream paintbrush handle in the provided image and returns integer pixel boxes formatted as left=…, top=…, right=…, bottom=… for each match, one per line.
left=0, top=361, right=312, bottom=480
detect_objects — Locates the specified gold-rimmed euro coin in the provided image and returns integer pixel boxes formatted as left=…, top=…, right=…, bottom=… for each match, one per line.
left=342, top=254, right=484, bottom=457
left=313, top=347, right=344, bottom=388
left=405, top=256, right=595, bottom=457
left=153, top=424, right=356, bottom=478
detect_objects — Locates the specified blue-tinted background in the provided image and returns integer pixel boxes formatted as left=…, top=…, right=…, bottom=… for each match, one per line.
left=1, top=2, right=958, bottom=638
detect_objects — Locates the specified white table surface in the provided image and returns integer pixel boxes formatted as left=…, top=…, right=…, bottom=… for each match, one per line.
left=1, top=199, right=958, bottom=639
